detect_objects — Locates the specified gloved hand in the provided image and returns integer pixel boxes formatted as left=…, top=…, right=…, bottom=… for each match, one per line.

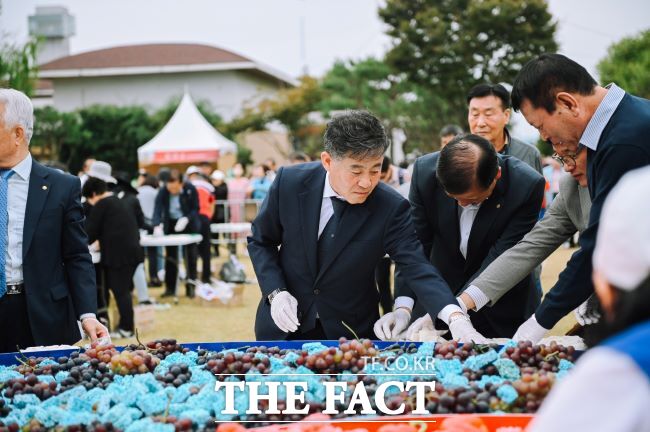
left=512, top=314, right=548, bottom=343
left=406, top=314, right=432, bottom=340
left=373, top=308, right=411, bottom=341
left=153, top=225, right=164, bottom=237
left=270, top=291, right=300, bottom=333
left=174, top=217, right=189, bottom=232
left=448, top=314, right=489, bottom=343
left=574, top=294, right=601, bottom=326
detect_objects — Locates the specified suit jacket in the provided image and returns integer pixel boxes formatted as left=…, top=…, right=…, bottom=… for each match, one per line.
left=398, top=153, right=545, bottom=337
left=248, top=162, right=456, bottom=340
left=536, top=93, right=650, bottom=329
left=471, top=173, right=591, bottom=305
left=23, top=160, right=97, bottom=345
left=504, top=129, right=543, bottom=174
left=152, top=182, right=200, bottom=233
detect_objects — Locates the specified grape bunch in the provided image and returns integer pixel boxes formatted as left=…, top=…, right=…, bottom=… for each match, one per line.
left=203, top=350, right=271, bottom=380
left=137, top=339, right=188, bottom=360
left=155, top=363, right=193, bottom=387
left=58, top=363, right=114, bottom=392
left=501, top=340, right=576, bottom=371
left=511, top=372, right=555, bottom=413
left=0, top=399, right=12, bottom=418
left=0, top=422, right=19, bottom=432
left=109, top=350, right=160, bottom=375
left=1, top=374, right=58, bottom=400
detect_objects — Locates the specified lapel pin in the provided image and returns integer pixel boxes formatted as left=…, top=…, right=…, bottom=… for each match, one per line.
left=42, top=185, right=48, bottom=190
left=496, top=204, right=501, bottom=208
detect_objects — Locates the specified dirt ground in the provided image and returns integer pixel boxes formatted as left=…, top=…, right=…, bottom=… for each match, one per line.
left=110, top=243, right=579, bottom=346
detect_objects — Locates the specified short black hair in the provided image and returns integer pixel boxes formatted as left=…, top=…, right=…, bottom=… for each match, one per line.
left=436, top=133, right=499, bottom=194
left=511, top=53, right=598, bottom=113
left=142, top=173, right=159, bottom=188
left=167, top=169, right=182, bottom=183
left=467, top=83, right=510, bottom=109
left=323, top=110, right=388, bottom=160
left=82, top=176, right=107, bottom=198
left=439, top=124, right=464, bottom=138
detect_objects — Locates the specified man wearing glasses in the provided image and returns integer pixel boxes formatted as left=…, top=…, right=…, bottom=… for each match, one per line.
left=510, top=53, right=650, bottom=342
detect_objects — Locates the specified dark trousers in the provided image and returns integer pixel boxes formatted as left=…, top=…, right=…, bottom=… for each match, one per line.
left=164, top=219, right=198, bottom=296
left=103, top=264, right=137, bottom=332
left=375, top=256, right=394, bottom=315
left=198, top=214, right=212, bottom=282
left=146, top=247, right=159, bottom=281
left=95, top=263, right=109, bottom=326
left=0, top=293, right=35, bottom=353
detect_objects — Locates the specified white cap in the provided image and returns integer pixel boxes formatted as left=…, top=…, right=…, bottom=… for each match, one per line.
left=185, top=165, right=201, bottom=176
left=211, top=170, right=225, bottom=181
left=593, top=166, right=650, bottom=290
left=87, top=161, right=117, bottom=184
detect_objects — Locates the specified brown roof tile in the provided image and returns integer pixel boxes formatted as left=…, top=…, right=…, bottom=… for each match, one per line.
left=40, top=43, right=251, bottom=70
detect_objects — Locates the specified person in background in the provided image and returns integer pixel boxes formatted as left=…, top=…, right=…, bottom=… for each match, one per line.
left=264, top=157, right=277, bottom=182
left=226, top=163, right=250, bottom=255
left=288, top=151, right=310, bottom=165
left=0, top=89, right=107, bottom=352
left=137, top=172, right=162, bottom=287
left=152, top=169, right=200, bottom=298
left=248, top=164, right=273, bottom=201
left=186, top=166, right=215, bottom=283
left=82, top=163, right=143, bottom=339
left=528, top=167, right=650, bottom=432
left=197, top=161, right=214, bottom=179
left=210, top=170, right=228, bottom=257
left=510, top=53, right=650, bottom=342
left=78, top=157, right=96, bottom=187
left=439, top=124, right=464, bottom=149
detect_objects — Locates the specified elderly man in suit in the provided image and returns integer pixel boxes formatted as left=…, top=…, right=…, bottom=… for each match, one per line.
left=510, top=53, right=650, bottom=342
left=404, top=137, right=595, bottom=339
left=0, top=89, right=108, bottom=352
left=248, top=110, right=485, bottom=342
left=375, top=134, right=545, bottom=340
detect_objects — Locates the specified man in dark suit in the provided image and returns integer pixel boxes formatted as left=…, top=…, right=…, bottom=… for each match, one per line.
left=0, top=89, right=108, bottom=352
left=248, top=110, right=485, bottom=341
left=376, top=134, right=545, bottom=339
left=510, top=53, right=650, bottom=341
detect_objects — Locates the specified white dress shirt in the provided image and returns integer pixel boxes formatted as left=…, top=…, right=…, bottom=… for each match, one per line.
left=318, top=172, right=346, bottom=238
left=458, top=203, right=481, bottom=259
left=5, top=153, right=32, bottom=284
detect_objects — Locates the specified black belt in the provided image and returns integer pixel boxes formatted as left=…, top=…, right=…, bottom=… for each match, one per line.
left=6, top=283, right=25, bottom=295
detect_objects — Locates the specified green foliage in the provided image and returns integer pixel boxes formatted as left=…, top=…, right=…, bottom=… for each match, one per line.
left=379, top=0, right=557, bottom=125
left=598, top=30, right=650, bottom=99
left=0, top=38, right=40, bottom=96
left=536, top=138, right=553, bottom=157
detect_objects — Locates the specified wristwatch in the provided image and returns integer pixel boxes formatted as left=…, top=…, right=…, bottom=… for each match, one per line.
left=267, top=288, right=286, bottom=304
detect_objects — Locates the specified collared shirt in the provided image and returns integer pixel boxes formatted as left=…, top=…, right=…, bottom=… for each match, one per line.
left=5, top=153, right=32, bottom=284
left=318, top=172, right=346, bottom=238
left=580, top=83, right=626, bottom=151
left=458, top=203, right=481, bottom=259
left=169, top=194, right=183, bottom=219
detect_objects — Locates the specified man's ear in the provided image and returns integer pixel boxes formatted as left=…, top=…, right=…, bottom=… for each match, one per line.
left=320, top=151, right=332, bottom=172
left=555, top=92, right=579, bottom=116
left=495, top=166, right=502, bottom=181
left=503, top=108, right=511, bottom=124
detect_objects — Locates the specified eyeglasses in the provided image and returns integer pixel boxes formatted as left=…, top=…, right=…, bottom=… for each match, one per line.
left=551, top=145, right=585, bottom=169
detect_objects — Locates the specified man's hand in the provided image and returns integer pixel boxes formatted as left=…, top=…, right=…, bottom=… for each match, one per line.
left=373, top=308, right=411, bottom=341
left=270, top=291, right=300, bottom=333
left=512, top=314, right=548, bottom=343
left=405, top=314, right=433, bottom=340
left=81, top=317, right=110, bottom=343
left=174, top=217, right=189, bottom=232
left=448, top=313, right=489, bottom=343
left=153, top=225, right=164, bottom=236
left=574, top=295, right=601, bottom=326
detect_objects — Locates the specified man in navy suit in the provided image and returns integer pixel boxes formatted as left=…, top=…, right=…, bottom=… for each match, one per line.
left=510, top=53, right=650, bottom=341
left=375, top=134, right=545, bottom=339
left=0, top=89, right=108, bottom=352
left=248, top=110, right=486, bottom=341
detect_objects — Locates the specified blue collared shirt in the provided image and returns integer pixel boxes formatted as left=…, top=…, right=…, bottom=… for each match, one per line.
left=6, top=153, right=32, bottom=284
left=580, top=83, right=626, bottom=151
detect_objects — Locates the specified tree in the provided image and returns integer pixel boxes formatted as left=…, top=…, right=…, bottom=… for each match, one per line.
left=598, top=30, right=650, bottom=99
left=0, top=38, right=40, bottom=96
left=379, top=0, right=558, bottom=125
left=31, top=106, right=88, bottom=164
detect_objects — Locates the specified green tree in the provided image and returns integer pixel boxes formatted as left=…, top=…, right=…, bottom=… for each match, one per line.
left=0, top=38, right=40, bottom=96
left=32, top=106, right=89, bottom=164
left=379, top=0, right=558, bottom=125
left=598, top=29, right=650, bottom=99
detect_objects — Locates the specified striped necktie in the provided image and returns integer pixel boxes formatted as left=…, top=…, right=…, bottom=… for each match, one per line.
left=0, top=169, right=15, bottom=297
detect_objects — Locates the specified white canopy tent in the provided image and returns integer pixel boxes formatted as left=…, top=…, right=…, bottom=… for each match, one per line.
left=137, top=92, right=237, bottom=166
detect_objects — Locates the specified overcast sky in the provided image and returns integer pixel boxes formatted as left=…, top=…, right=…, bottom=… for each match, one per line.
left=2, top=0, right=648, bottom=81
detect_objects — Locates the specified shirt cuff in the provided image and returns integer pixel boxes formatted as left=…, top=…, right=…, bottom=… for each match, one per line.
left=437, top=304, right=464, bottom=325
left=393, top=296, right=414, bottom=311
left=463, top=285, right=491, bottom=311
left=79, top=313, right=96, bottom=321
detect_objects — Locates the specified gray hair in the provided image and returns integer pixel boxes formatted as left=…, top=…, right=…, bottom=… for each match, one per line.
left=0, top=88, right=34, bottom=143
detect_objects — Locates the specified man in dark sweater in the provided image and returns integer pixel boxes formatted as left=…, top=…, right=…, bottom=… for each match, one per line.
left=510, top=53, right=650, bottom=341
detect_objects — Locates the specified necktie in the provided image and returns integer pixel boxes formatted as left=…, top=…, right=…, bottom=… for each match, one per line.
left=317, top=197, right=347, bottom=269
left=0, top=169, right=15, bottom=297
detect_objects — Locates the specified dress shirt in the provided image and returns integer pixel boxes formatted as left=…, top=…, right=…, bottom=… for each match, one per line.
left=580, top=83, right=626, bottom=151
left=458, top=203, right=481, bottom=259
left=318, top=172, right=346, bottom=238
left=5, top=153, right=31, bottom=284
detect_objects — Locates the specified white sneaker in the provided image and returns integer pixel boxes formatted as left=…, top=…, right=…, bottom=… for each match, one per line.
left=109, top=329, right=134, bottom=339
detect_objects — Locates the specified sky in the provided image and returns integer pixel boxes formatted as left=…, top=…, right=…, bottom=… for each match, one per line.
left=2, top=0, right=648, bottom=81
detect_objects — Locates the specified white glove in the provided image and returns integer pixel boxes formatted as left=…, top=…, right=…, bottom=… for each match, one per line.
left=174, top=217, right=189, bottom=232
left=270, top=291, right=300, bottom=333
left=512, top=314, right=548, bottom=343
left=448, top=314, right=489, bottom=343
left=153, top=225, right=164, bottom=237
left=405, top=314, right=433, bottom=341
left=373, top=308, right=411, bottom=341
left=574, top=295, right=601, bottom=326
